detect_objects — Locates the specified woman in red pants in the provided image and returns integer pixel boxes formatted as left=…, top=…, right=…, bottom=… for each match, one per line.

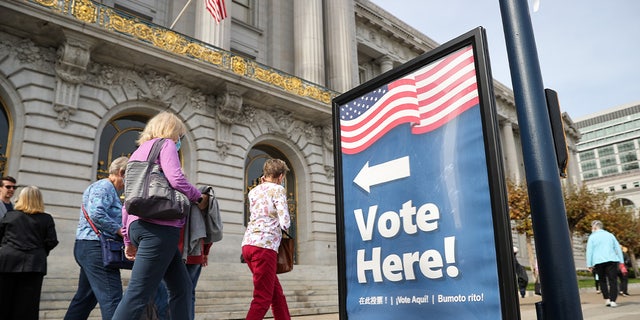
left=242, top=159, right=291, bottom=320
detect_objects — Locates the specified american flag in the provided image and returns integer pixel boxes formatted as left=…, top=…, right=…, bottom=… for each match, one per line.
left=340, top=46, right=479, bottom=154
left=205, top=0, right=227, bottom=23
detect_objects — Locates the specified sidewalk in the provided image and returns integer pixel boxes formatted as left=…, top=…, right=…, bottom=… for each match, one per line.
left=520, top=284, right=640, bottom=320
left=292, top=284, right=640, bottom=320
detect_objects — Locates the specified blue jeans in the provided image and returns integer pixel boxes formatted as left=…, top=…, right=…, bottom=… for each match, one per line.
left=64, top=240, right=123, bottom=320
left=187, top=263, right=203, bottom=319
left=153, top=281, right=169, bottom=320
left=154, top=261, right=203, bottom=319
left=112, top=221, right=192, bottom=320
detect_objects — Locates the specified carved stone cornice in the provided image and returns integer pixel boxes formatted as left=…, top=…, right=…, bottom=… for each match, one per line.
left=265, top=109, right=294, bottom=137
left=322, top=125, right=334, bottom=179
left=85, top=62, right=206, bottom=111
left=215, top=83, right=247, bottom=125
left=562, top=112, right=582, bottom=141
left=241, top=104, right=256, bottom=124
left=53, top=32, right=96, bottom=127
left=0, top=37, right=57, bottom=75
left=55, top=40, right=92, bottom=84
left=214, top=84, right=248, bottom=159
left=189, top=90, right=207, bottom=110
left=19, top=0, right=336, bottom=105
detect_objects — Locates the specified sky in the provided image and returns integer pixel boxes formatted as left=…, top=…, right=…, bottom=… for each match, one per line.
left=368, top=0, right=640, bottom=121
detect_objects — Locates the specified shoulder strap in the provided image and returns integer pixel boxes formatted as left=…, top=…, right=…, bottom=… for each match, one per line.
left=147, top=138, right=166, bottom=162
left=81, top=204, right=100, bottom=236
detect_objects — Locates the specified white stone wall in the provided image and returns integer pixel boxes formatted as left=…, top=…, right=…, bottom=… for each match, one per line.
left=0, top=30, right=337, bottom=278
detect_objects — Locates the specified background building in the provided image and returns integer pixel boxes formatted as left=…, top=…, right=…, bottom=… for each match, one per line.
left=575, top=101, right=640, bottom=213
left=0, top=0, right=580, bottom=317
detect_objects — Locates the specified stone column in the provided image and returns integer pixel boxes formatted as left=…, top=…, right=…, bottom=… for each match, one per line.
left=378, top=55, right=394, bottom=73
left=501, top=120, right=521, bottom=182
left=566, top=144, right=581, bottom=186
left=324, top=0, right=358, bottom=92
left=195, top=0, right=230, bottom=49
left=294, top=0, right=325, bottom=85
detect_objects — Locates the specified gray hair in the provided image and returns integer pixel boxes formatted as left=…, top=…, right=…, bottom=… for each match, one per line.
left=109, top=156, right=129, bottom=175
left=591, top=220, right=603, bottom=229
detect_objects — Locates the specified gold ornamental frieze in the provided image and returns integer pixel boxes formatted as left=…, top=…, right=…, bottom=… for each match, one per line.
left=23, top=0, right=336, bottom=105
left=71, top=0, right=97, bottom=23
left=249, top=63, right=332, bottom=103
left=183, top=44, right=225, bottom=67
left=284, top=77, right=302, bottom=94
left=269, top=73, right=285, bottom=88
left=252, top=66, right=271, bottom=83
left=32, top=0, right=57, bottom=8
left=231, top=56, right=247, bottom=76
left=152, top=30, right=182, bottom=51
left=32, top=0, right=68, bottom=14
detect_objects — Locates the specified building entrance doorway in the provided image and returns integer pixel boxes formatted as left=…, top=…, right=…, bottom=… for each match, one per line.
left=244, top=145, right=297, bottom=261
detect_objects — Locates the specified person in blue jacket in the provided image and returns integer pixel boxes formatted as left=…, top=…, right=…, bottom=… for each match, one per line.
left=586, top=220, right=624, bottom=308
left=65, top=156, right=129, bottom=320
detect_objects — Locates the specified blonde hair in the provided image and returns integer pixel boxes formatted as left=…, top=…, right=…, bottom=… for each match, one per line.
left=263, top=158, right=290, bottom=179
left=137, top=111, right=186, bottom=145
left=14, top=186, right=45, bottom=214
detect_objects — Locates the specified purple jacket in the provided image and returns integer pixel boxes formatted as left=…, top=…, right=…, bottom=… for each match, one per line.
left=122, top=138, right=201, bottom=246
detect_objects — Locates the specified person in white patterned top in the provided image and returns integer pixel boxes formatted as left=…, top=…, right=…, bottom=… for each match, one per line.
left=241, top=158, right=291, bottom=320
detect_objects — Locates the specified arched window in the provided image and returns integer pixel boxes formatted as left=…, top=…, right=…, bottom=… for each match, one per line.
left=0, top=102, right=10, bottom=177
left=96, top=115, right=149, bottom=179
left=244, top=145, right=297, bottom=259
left=610, top=198, right=636, bottom=212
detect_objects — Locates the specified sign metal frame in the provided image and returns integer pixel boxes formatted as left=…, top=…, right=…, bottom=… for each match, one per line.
left=332, top=27, right=519, bottom=319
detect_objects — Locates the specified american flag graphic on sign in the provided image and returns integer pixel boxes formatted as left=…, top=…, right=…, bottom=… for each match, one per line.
left=340, top=45, right=479, bottom=154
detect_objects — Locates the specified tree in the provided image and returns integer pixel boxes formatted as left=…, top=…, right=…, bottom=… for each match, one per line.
left=509, top=181, right=611, bottom=279
left=506, top=179, right=536, bottom=280
left=583, top=203, right=640, bottom=277
left=564, top=183, right=608, bottom=241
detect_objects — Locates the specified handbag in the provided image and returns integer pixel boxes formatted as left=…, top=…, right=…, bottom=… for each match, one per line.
left=124, top=138, right=190, bottom=220
left=82, top=204, right=133, bottom=269
left=276, top=230, right=294, bottom=274
left=534, top=279, right=542, bottom=295
left=620, top=262, right=628, bottom=275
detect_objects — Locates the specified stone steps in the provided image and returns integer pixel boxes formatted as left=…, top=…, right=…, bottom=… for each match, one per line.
left=39, top=263, right=338, bottom=319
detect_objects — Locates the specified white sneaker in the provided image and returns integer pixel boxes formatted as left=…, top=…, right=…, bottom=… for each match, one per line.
left=609, top=301, right=618, bottom=307
left=605, top=299, right=611, bottom=306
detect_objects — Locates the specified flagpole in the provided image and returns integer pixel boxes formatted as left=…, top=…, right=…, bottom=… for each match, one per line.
left=170, top=0, right=194, bottom=29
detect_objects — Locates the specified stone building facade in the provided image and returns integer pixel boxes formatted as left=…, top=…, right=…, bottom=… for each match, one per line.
left=0, top=0, right=581, bottom=317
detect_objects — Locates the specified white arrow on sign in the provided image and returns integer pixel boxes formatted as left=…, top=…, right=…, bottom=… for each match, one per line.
left=354, top=156, right=411, bottom=193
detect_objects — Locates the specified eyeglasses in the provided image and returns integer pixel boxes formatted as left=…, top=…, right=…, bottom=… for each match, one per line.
left=3, top=185, right=17, bottom=190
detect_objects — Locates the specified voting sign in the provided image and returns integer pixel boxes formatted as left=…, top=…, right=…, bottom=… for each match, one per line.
left=333, top=28, right=518, bottom=319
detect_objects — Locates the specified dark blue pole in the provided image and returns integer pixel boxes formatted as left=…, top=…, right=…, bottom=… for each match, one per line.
left=497, top=1, right=583, bottom=319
